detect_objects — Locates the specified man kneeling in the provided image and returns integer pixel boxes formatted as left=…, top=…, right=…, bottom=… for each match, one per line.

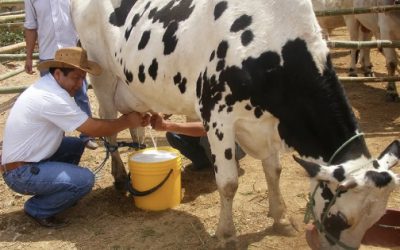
left=1, top=47, right=149, bottom=228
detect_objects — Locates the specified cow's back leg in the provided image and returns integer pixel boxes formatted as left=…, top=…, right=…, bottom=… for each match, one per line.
left=262, top=154, right=297, bottom=236
left=90, top=73, right=128, bottom=191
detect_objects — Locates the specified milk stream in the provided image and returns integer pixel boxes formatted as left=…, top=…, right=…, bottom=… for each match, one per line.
left=130, top=126, right=177, bottom=163
left=147, top=126, right=158, bottom=151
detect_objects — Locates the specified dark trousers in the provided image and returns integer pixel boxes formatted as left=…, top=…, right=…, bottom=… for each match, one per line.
left=166, top=132, right=212, bottom=168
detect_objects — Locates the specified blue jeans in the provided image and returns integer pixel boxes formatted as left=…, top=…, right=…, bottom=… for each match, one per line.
left=3, top=137, right=94, bottom=219
left=40, top=69, right=92, bottom=142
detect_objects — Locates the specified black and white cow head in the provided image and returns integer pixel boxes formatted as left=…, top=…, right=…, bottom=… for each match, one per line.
left=295, top=140, right=400, bottom=249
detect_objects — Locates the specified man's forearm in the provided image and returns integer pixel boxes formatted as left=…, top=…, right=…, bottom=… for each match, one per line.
left=165, top=121, right=206, bottom=137
left=24, top=28, right=37, bottom=58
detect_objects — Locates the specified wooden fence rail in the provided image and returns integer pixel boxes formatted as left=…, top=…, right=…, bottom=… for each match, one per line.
left=0, top=42, right=26, bottom=53
left=315, top=4, right=400, bottom=17
left=0, top=0, right=24, bottom=4
left=327, top=40, right=400, bottom=49
left=0, top=9, right=23, bottom=16
left=0, top=81, right=92, bottom=94
left=0, top=21, right=23, bottom=29
left=0, top=53, right=38, bottom=61
left=0, top=13, right=24, bottom=23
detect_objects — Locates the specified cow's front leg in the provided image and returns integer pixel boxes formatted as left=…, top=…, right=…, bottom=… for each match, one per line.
left=91, top=73, right=128, bottom=191
left=209, top=132, right=238, bottom=248
left=262, top=155, right=297, bottom=236
left=383, top=50, right=399, bottom=102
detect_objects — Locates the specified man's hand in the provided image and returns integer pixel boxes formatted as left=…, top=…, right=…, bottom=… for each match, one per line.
left=123, top=112, right=150, bottom=128
left=25, top=58, right=34, bottom=74
left=150, top=113, right=168, bottom=131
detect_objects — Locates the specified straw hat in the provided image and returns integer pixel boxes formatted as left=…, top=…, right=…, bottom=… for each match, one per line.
left=37, top=47, right=102, bottom=76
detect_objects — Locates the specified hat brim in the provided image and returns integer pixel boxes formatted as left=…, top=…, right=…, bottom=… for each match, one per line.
left=37, top=60, right=102, bottom=76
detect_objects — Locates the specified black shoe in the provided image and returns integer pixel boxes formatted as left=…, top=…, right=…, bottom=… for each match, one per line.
left=25, top=212, right=69, bottom=229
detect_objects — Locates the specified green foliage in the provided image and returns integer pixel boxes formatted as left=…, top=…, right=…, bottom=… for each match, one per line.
left=0, top=28, right=24, bottom=47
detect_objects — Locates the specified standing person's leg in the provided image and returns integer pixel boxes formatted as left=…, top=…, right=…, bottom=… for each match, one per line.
left=74, top=79, right=98, bottom=149
left=166, top=132, right=212, bottom=171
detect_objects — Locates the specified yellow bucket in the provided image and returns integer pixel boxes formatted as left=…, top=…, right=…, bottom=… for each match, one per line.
left=128, top=146, right=181, bottom=211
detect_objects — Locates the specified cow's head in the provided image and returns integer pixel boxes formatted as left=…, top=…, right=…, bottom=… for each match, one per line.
left=294, top=140, right=400, bottom=249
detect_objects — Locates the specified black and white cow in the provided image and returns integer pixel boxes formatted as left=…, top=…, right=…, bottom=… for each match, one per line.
left=71, top=0, right=400, bottom=248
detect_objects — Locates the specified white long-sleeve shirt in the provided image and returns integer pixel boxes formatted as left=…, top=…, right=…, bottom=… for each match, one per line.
left=24, top=0, right=78, bottom=60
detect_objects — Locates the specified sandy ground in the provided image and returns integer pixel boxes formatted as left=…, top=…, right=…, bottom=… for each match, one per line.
left=0, top=27, right=399, bottom=250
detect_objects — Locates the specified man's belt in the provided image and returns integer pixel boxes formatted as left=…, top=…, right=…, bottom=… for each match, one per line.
left=0, top=161, right=27, bottom=174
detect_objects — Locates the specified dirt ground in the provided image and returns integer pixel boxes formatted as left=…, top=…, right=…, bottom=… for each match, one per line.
left=0, top=27, right=399, bottom=250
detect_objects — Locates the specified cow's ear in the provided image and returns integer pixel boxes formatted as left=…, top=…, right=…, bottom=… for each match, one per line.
left=377, top=140, right=400, bottom=170
left=293, top=155, right=336, bottom=182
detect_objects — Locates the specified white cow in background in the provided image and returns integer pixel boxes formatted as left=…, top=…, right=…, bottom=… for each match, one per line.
left=353, top=0, right=400, bottom=101
left=71, top=0, right=400, bottom=248
left=312, top=0, right=374, bottom=77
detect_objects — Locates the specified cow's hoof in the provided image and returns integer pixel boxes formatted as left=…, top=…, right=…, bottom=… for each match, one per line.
left=272, top=218, right=299, bottom=236
left=216, top=238, right=237, bottom=250
left=348, top=69, right=357, bottom=77
left=385, top=93, right=400, bottom=103
left=364, top=71, right=374, bottom=77
left=114, top=180, right=127, bottom=193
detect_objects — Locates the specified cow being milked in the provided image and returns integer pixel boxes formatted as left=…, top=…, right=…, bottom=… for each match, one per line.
left=71, top=0, right=400, bottom=248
